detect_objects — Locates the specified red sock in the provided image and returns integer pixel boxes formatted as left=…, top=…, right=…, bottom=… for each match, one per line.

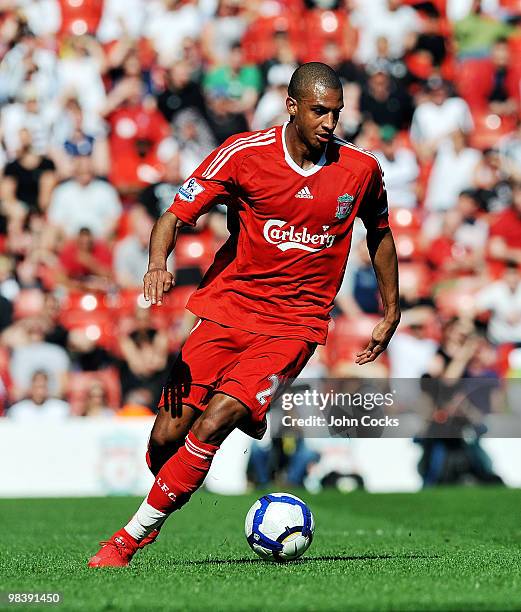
left=147, top=431, right=219, bottom=514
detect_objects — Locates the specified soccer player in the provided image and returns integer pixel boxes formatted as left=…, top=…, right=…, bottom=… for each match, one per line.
left=88, top=62, right=400, bottom=567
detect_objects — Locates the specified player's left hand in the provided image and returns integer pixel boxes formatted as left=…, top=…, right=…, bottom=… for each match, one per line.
left=143, top=267, right=174, bottom=306
left=355, top=318, right=399, bottom=365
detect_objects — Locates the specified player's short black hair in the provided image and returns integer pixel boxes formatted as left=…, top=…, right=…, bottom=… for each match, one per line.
left=288, top=62, right=342, bottom=101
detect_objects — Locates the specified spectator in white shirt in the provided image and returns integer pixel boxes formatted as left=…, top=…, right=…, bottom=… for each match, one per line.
left=15, top=1, right=61, bottom=37
left=9, top=318, right=71, bottom=401
left=0, top=87, right=55, bottom=158
left=114, top=206, right=155, bottom=288
left=498, top=120, right=521, bottom=182
left=389, top=317, right=439, bottom=380
left=374, top=125, right=419, bottom=209
left=96, top=0, right=146, bottom=43
left=475, top=263, right=521, bottom=344
left=55, top=35, right=107, bottom=121
left=410, top=77, right=474, bottom=160
left=424, top=130, right=481, bottom=212
left=48, top=155, right=122, bottom=239
left=353, top=0, right=421, bottom=64
left=8, top=370, right=69, bottom=422
left=145, top=0, right=205, bottom=66
left=252, top=64, right=295, bottom=131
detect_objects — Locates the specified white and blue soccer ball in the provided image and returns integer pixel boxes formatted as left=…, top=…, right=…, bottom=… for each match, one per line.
left=245, top=493, right=315, bottom=562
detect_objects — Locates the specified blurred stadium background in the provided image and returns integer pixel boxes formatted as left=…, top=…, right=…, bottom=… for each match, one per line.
left=1, top=0, right=521, bottom=497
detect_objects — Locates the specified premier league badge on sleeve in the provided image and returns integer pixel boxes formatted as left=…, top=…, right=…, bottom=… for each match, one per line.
left=335, top=193, right=354, bottom=220
left=178, top=177, right=205, bottom=202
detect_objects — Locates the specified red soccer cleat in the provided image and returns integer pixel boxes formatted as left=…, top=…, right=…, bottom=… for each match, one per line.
left=138, top=528, right=160, bottom=549
left=87, top=528, right=140, bottom=568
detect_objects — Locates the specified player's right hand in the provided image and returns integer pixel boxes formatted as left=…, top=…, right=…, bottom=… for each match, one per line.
left=143, top=268, right=174, bottom=306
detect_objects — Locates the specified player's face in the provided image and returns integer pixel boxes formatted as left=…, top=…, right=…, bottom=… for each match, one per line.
left=288, top=85, right=344, bottom=152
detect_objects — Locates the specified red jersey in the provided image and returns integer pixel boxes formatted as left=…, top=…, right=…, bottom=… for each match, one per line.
left=169, top=123, right=388, bottom=345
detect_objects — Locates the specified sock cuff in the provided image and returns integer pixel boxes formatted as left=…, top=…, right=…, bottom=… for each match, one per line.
left=185, top=431, right=219, bottom=459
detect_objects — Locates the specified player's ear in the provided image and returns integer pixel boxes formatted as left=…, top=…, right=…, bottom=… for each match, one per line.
left=286, top=96, right=297, bottom=119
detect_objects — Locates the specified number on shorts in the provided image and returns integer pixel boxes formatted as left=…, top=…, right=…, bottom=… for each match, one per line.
left=256, top=374, right=279, bottom=406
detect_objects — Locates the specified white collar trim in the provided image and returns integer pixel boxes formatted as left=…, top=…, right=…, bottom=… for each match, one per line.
left=281, top=121, right=328, bottom=177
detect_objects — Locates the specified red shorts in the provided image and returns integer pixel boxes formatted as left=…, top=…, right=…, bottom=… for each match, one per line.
left=159, top=319, right=316, bottom=423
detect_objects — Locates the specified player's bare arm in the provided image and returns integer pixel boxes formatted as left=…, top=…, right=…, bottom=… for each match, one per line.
left=356, top=228, right=400, bottom=365
left=144, top=211, right=183, bottom=305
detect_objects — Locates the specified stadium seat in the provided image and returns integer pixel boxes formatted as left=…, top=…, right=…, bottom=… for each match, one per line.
left=114, top=289, right=148, bottom=316
left=175, top=233, right=215, bottom=274
left=470, top=111, right=517, bottom=150
left=241, top=15, right=296, bottom=64
left=455, top=59, right=494, bottom=110
left=389, top=208, right=423, bottom=231
left=61, top=291, right=110, bottom=313
left=501, top=0, right=521, bottom=12
left=399, top=262, right=432, bottom=297
left=58, top=309, right=117, bottom=350
left=115, top=286, right=197, bottom=333
left=299, top=9, right=353, bottom=63
left=57, top=0, right=103, bottom=37
left=393, top=230, right=424, bottom=261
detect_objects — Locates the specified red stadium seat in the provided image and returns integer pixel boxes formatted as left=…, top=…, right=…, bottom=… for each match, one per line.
left=241, top=15, right=297, bottom=64
left=501, top=0, right=521, bottom=12
left=57, top=0, right=103, bottom=37
left=115, top=285, right=197, bottom=326
left=389, top=208, right=423, bottom=231
left=393, top=230, right=424, bottom=261
left=399, top=262, right=432, bottom=297
left=299, top=9, right=354, bottom=63
left=175, top=233, right=215, bottom=273
left=455, top=59, right=495, bottom=110
left=59, top=309, right=117, bottom=350
left=469, top=111, right=517, bottom=150
left=61, top=291, right=110, bottom=313
left=114, top=289, right=146, bottom=315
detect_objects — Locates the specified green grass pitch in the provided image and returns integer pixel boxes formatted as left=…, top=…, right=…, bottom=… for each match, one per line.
left=1, top=487, right=520, bottom=611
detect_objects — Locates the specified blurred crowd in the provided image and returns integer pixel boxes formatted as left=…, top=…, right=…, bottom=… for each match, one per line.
left=0, top=0, right=520, bottom=428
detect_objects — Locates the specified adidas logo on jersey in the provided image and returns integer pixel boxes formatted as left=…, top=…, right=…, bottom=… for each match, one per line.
left=295, top=186, right=313, bottom=199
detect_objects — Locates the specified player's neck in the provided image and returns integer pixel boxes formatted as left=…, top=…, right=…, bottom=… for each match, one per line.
left=284, top=122, right=324, bottom=170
